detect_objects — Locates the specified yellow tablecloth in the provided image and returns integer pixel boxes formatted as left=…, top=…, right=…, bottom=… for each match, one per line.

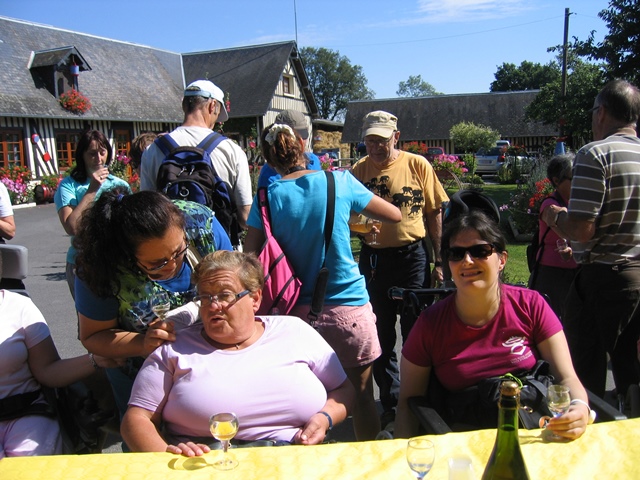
left=1, top=418, right=639, bottom=479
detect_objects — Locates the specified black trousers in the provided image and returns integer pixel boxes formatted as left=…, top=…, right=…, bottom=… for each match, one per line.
left=359, top=240, right=429, bottom=412
left=563, top=262, right=640, bottom=398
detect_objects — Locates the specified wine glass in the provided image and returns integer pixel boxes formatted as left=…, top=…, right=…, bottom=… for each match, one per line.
left=407, top=438, right=435, bottom=479
left=545, top=384, right=571, bottom=440
left=150, top=291, right=170, bottom=321
left=366, top=218, right=382, bottom=246
left=209, top=412, right=239, bottom=470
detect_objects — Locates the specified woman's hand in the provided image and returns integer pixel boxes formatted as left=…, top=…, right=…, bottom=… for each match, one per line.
left=89, top=166, right=109, bottom=192
left=545, top=403, right=589, bottom=440
left=142, top=319, right=176, bottom=356
left=291, top=413, right=330, bottom=445
left=166, top=442, right=210, bottom=457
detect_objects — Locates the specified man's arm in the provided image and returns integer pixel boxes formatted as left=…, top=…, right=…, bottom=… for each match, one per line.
left=425, top=208, right=444, bottom=285
left=541, top=206, right=596, bottom=243
left=0, top=215, right=15, bottom=240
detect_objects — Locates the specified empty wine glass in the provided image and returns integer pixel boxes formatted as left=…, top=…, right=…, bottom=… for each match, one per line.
left=545, top=384, right=571, bottom=441
left=150, top=291, right=170, bottom=321
left=209, top=412, right=239, bottom=470
left=407, top=438, right=435, bottom=479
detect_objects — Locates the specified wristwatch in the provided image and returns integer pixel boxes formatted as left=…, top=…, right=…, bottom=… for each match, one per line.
left=550, top=210, right=562, bottom=228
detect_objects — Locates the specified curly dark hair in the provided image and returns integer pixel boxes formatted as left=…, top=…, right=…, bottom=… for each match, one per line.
left=74, top=188, right=185, bottom=297
left=69, top=130, right=113, bottom=183
left=260, top=123, right=305, bottom=173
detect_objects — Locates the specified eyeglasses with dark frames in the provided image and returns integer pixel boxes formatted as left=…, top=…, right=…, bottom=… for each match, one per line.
left=137, top=240, right=189, bottom=273
left=364, top=136, right=393, bottom=148
left=589, top=105, right=600, bottom=113
left=193, top=290, right=251, bottom=308
left=446, top=243, right=496, bottom=262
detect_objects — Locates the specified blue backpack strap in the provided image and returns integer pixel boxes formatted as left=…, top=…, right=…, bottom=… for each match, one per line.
left=198, top=132, right=227, bottom=154
left=154, top=133, right=179, bottom=156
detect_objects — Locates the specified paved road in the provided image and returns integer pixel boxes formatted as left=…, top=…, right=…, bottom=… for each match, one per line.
left=12, top=202, right=85, bottom=357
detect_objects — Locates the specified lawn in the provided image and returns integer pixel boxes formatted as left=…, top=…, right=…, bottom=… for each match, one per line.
left=350, top=182, right=531, bottom=286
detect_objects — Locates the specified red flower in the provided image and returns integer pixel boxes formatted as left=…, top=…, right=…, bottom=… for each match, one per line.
left=59, top=89, right=91, bottom=114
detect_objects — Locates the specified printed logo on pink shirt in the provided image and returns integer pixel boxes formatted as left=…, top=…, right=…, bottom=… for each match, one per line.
left=503, top=336, right=527, bottom=356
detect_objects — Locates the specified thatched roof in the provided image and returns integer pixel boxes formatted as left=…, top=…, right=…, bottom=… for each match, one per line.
left=342, top=91, right=557, bottom=143
left=182, top=41, right=318, bottom=118
left=0, top=16, right=184, bottom=122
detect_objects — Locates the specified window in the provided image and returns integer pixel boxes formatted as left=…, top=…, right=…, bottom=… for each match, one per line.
left=55, top=131, right=82, bottom=171
left=282, top=75, right=293, bottom=95
left=115, top=129, right=131, bottom=159
left=0, top=129, right=25, bottom=169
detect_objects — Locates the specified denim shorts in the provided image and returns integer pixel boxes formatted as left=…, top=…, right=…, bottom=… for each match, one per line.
left=289, top=303, right=381, bottom=369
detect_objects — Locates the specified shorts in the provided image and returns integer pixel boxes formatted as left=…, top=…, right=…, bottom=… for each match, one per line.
left=289, top=303, right=381, bottom=369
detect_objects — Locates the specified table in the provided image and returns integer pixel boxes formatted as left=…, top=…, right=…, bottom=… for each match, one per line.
left=2, top=418, right=639, bottom=479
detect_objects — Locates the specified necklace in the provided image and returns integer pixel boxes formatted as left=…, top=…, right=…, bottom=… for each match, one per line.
left=285, top=165, right=306, bottom=175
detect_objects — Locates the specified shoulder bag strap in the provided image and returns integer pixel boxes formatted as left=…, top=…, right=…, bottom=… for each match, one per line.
left=258, top=187, right=273, bottom=240
left=154, top=133, right=178, bottom=156
left=308, top=171, right=336, bottom=325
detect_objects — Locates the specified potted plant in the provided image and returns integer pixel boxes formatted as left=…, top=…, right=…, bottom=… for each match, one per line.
left=0, top=165, right=33, bottom=205
left=59, top=89, right=92, bottom=115
left=34, top=173, right=64, bottom=205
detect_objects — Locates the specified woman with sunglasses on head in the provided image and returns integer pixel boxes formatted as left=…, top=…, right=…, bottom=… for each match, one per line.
left=395, top=210, right=590, bottom=440
left=122, top=250, right=354, bottom=455
left=73, top=188, right=232, bottom=422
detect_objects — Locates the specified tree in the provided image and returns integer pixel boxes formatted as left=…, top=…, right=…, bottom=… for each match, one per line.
left=300, top=47, right=374, bottom=121
left=525, top=51, right=605, bottom=147
left=575, top=0, right=640, bottom=86
left=396, top=75, right=442, bottom=97
left=449, top=122, right=500, bottom=153
left=490, top=61, right=561, bottom=92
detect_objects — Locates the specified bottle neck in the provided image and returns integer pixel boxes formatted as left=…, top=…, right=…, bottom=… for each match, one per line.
left=497, top=395, right=519, bottom=433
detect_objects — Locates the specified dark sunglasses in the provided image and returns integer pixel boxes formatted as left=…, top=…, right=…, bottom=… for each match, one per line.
left=446, top=243, right=496, bottom=262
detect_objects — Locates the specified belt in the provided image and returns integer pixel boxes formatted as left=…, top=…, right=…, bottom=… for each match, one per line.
left=361, top=238, right=424, bottom=256
left=581, top=260, right=640, bottom=272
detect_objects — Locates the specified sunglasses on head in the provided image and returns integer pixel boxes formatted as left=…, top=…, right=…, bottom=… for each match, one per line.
left=446, top=243, right=496, bottom=262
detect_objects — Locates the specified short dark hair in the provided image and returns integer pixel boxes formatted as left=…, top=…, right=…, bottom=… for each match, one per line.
left=547, top=153, right=575, bottom=187
left=441, top=210, right=507, bottom=261
left=596, top=79, right=640, bottom=125
left=70, top=130, right=113, bottom=183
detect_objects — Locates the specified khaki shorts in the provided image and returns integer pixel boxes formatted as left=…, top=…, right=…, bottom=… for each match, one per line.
left=289, top=303, right=381, bottom=369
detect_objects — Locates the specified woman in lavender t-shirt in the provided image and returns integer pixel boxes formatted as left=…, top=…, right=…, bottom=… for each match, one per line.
left=121, top=251, right=354, bottom=456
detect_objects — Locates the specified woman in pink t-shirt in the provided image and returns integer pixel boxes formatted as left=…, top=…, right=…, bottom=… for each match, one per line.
left=395, top=210, right=590, bottom=441
left=529, top=154, right=578, bottom=319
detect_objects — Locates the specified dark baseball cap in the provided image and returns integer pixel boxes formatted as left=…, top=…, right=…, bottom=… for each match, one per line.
left=275, top=110, right=309, bottom=139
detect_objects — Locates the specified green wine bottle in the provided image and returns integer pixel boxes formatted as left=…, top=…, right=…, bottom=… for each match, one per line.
left=481, top=380, right=531, bottom=480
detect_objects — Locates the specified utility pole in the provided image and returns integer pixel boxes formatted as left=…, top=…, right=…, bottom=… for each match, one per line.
left=294, top=0, right=299, bottom=45
left=560, top=7, right=570, bottom=138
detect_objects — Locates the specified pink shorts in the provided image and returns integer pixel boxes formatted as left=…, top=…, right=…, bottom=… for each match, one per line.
left=289, top=303, right=381, bottom=369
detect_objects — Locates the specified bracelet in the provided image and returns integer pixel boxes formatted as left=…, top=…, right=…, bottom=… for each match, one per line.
left=570, top=399, right=596, bottom=424
left=88, top=353, right=100, bottom=370
left=317, top=411, right=333, bottom=430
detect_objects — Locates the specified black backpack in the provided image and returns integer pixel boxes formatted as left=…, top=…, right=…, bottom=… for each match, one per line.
left=154, top=132, right=238, bottom=243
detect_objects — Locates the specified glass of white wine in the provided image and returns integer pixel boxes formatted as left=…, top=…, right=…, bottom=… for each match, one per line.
left=348, top=213, right=382, bottom=246
left=407, top=438, right=435, bottom=479
left=546, top=384, right=571, bottom=441
left=150, top=291, right=170, bottom=321
left=209, top=412, right=239, bottom=470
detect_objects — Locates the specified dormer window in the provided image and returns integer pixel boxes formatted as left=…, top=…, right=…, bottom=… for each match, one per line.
left=282, top=75, right=293, bottom=95
left=28, top=46, right=91, bottom=98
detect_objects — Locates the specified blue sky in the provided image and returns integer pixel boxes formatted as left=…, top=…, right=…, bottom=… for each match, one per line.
left=1, top=0, right=608, bottom=98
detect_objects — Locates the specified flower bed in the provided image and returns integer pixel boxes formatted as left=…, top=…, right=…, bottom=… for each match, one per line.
left=0, top=165, right=33, bottom=204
